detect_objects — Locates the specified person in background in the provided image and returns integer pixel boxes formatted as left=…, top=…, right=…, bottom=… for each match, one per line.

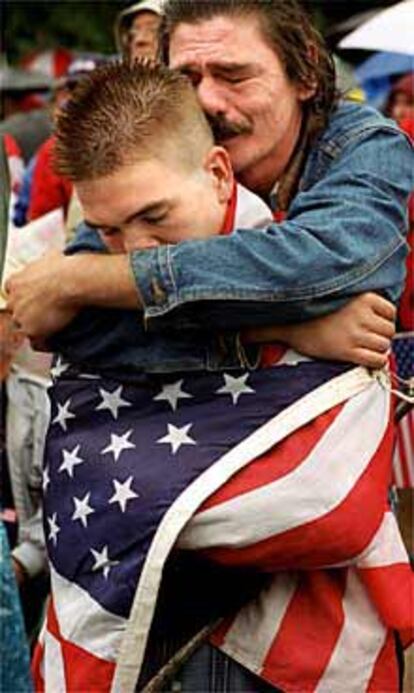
left=0, top=134, right=33, bottom=693
left=384, top=72, right=414, bottom=332
left=0, top=66, right=53, bottom=163
left=27, top=55, right=106, bottom=224
left=114, top=0, right=164, bottom=62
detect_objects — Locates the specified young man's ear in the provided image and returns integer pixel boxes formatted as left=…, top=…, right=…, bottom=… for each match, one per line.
left=204, top=146, right=234, bottom=203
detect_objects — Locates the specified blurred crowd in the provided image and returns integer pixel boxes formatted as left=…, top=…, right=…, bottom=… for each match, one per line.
left=0, top=1, right=413, bottom=691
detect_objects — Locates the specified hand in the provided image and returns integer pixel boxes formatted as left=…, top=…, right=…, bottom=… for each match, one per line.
left=244, top=293, right=396, bottom=369
left=0, top=311, right=25, bottom=380
left=5, top=250, right=80, bottom=340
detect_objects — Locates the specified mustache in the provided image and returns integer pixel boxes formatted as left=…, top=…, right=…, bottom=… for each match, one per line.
left=208, top=114, right=252, bottom=141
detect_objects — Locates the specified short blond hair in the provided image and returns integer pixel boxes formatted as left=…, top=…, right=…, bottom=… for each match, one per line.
left=55, top=60, right=214, bottom=181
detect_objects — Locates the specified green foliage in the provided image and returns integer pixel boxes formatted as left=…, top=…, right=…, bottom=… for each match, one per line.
left=3, top=1, right=126, bottom=62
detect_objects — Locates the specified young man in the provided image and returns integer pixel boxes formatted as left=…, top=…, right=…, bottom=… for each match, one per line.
left=6, top=2, right=411, bottom=361
left=29, top=62, right=412, bottom=693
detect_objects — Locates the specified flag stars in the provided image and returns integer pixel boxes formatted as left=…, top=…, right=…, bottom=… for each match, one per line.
left=52, top=398, right=75, bottom=431
left=90, top=545, right=119, bottom=579
left=50, top=356, right=68, bottom=379
left=216, top=373, right=255, bottom=405
left=154, top=379, right=192, bottom=411
left=47, top=513, right=60, bottom=545
left=42, top=466, right=50, bottom=493
left=109, top=476, right=139, bottom=513
left=157, top=423, right=196, bottom=455
left=101, top=429, right=136, bottom=462
left=72, top=492, right=95, bottom=528
left=58, top=444, right=84, bottom=478
left=96, top=386, right=131, bottom=420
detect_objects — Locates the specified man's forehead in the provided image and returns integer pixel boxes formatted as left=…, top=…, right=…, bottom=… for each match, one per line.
left=169, top=14, right=266, bottom=67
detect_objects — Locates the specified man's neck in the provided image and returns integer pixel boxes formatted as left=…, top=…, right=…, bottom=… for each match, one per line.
left=237, top=113, right=303, bottom=199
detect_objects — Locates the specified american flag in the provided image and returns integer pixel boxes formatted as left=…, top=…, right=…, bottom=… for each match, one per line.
left=34, top=357, right=413, bottom=693
left=392, top=333, right=414, bottom=489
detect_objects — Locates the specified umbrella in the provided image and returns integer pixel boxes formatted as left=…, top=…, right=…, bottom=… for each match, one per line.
left=354, top=51, right=413, bottom=108
left=339, top=0, right=414, bottom=56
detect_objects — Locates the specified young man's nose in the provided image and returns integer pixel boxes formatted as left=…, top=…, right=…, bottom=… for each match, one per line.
left=123, top=233, right=161, bottom=253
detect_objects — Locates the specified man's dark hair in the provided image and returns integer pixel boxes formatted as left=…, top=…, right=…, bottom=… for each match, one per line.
left=162, top=0, right=337, bottom=130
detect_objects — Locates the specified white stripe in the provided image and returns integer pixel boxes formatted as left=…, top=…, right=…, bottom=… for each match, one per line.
left=51, top=565, right=126, bottom=661
left=219, top=572, right=298, bottom=673
left=315, top=570, right=387, bottom=692
left=44, top=630, right=66, bottom=693
left=179, top=381, right=389, bottom=549
left=357, top=511, right=410, bottom=568
left=274, top=348, right=311, bottom=365
left=112, top=366, right=375, bottom=693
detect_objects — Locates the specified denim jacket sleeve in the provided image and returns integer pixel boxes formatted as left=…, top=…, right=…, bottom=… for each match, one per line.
left=130, top=119, right=413, bottom=331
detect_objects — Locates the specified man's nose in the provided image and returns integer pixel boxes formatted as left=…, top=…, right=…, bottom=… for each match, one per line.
left=196, top=77, right=227, bottom=117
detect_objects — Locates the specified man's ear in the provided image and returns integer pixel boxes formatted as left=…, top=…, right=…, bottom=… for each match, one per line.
left=297, top=42, right=318, bottom=102
left=204, top=146, right=234, bottom=203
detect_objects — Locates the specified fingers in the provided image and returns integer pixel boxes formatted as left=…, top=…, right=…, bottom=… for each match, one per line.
left=353, top=347, right=388, bottom=369
left=362, top=292, right=397, bottom=321
left=355, top=331, right=391, bottom=354
left=362, top=313, right=396, bottom=340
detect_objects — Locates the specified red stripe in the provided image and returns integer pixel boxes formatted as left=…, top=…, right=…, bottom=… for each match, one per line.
left=358, top=563, right=414, bottom=631
left=199, top=404, right=343, bottom=511
left=43, top=598, right=115, bottom=692
left=46, top=598, right=61, bottom=640
left=202, top=409, right=394, bottom=572
left=32, top=641, right=45, bottom=693
left=220, top=182, right=238, bottom=235
left=261, top=570, right=347, bottom=692
left=61, top=639, right=115, bottom=693
left=367, top=630, right=399, bottom=693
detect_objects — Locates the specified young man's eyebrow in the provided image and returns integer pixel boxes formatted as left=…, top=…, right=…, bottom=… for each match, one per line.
left=84, top=201, right=168, bottom=231
left=124, top=200, right=168, bottom=222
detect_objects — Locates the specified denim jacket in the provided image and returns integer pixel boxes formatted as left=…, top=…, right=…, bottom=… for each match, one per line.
left=54, top=102, right=413, bottom=373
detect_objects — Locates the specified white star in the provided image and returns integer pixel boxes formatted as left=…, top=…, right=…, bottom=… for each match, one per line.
left=96, top=385, right=131, bottom=419
left=58, top=444, right=84, bottom=478
left=90, top=545, right=119, bottom=579
left=52, top=398, right=75, bottom=431
left=109, top=476, right=139, bottom=512
left=154, top=379, right=192, bottom=411
left=47, top=512, right=60, bottom=545
left=157, top=423, right=196, bottom=455
left=216, top=373, right=255, bottom=405
left=50, top=356, right=68, bottom=379
left=72, top=492, right=95, bottom=528
left=101, top=429, right=135, bottom=462
left=42, top=466, right=50, bottom=492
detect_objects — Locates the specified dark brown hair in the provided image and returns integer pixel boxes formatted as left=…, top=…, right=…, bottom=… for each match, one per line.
left=162, top=0, right=337, bottom=129
left=55, top=60, right=214, bottom=181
